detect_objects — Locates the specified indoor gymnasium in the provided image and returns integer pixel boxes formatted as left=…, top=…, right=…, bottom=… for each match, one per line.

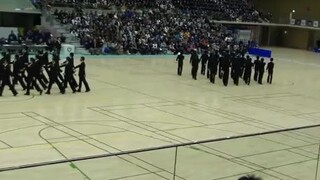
left=0, top=0, right=320, bottom=180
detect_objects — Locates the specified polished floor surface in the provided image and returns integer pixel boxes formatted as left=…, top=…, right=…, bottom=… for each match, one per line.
left=0, top=47, right=320, bottom=180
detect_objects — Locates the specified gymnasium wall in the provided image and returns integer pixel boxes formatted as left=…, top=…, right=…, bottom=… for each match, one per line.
left=280, top=28, right=310, bottom=49
left=249, top=0, right=320, bottom=23
left=259, top=26, right=319, bottom=49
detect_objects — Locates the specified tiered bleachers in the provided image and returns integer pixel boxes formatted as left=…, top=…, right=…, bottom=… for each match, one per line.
left=53, top=7, right=237, bottom=54
left=40, top=0, right=265, bottom=54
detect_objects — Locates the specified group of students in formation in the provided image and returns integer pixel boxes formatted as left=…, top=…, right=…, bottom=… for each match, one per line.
left=0, top=50, right=90, bottom=97
left=176, top=50, right=274, bottom=86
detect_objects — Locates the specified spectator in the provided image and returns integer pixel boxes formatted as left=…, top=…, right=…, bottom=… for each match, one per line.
left=8, top=31, right=18, bottom=44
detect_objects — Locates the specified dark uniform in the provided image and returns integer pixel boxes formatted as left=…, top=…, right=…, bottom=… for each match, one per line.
left=69, top=53, right=78, bottom=87
left=207, top=52, right=219, bottom=84
left=258, top=58, right=266, bottom=84
left=253, top=56, right=260, bottom=81
left=33, top=58, right=47, bottom=90
left=239, top=54, right=246, bottom=78
left=266, top=58, right=274, bottom=84
left=232, top=55, right=241, bottom=86
left=218, top=52, right=223, bottom=79
left=36, top=51, right=49, bottom=85
left=0, top=61, right=18, bottom=96
left=190, top=51, right=200, bottom=80
left=12, top=54, right=26, bottom=90
left=52, top=52, right=64, bottom=83
left=61, top=57, right=76, bottom=93
left=176, top=53, right=184, bottom=76
left=74, top=57, right=90, bottom=92
left=243, top=57, right=253, bottom=85
left=46, top=60, right=65, bottom=94
left=25, top=58, right=43, bottom=95
left=200, top=51, right=209, bottom=76
left=221, top=53, right=230, bottom=86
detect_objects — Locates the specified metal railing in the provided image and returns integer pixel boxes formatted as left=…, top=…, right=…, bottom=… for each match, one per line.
left=1, top=123, right=320, bottom=179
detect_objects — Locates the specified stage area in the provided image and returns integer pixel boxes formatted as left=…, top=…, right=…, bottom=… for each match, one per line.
left=0, top=47, right=320, bottom=179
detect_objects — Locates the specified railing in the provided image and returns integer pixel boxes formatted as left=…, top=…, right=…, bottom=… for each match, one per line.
left=0, top=123, right=320, bottom=179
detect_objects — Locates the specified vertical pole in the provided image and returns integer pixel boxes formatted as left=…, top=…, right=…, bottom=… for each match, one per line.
left=315, top=144, right=320, bottom=180
left=173, top=147, right=178, bottom=180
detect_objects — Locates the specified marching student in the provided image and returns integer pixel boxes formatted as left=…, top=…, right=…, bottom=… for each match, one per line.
left=258, top=58, right=266, bottom=84
left=0, top=60, right=18, bottom=96
left=74, top=56, right=90, bottom=92
left=266, top=58, right=274, bottom=84
left=190, top=50, right=200, bottom=80
left=24, top=58, right=43, bottom=96
left=61, top=57, right=77, bottom=93
left=45, top=59, right=65, bottom=95
left=176, top=52, right=184, bottom=76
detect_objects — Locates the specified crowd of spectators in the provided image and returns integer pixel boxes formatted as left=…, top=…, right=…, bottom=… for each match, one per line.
left=35, top=0, right=175, bottom=10
left=37, top=0, right=270, bottom=22
left=0, top=29, right=66, bottom=55
left=30, top=0, right=265, bottom=54
left=53, top=1, right=251, bottom=55
left=0, top=29, right=52, bottom=45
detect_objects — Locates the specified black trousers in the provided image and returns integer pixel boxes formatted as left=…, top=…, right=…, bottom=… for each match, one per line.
left=58, top=72, right=64, bottom=82
left=64, top=74, right=76, bottom=92
left=243, top=71, right=252, bottom=85
left=0, top=78, right=17, bottom=96
left=35, top=74, right=47, bottom=89
left=40, top=73, right=49, bottom=84
left=233, top=72, right=240, bottom=86
left=13, top=73, right=26, bottom=89
left=240, top=68, right=244, bottom=78
left=258, top=71, right=264, bottom=84
left=177, top=62, right=183, bottom=76
left=71, top=75, right=78, bottom=87
left=191, top=65, right=198, bottom=80
left=267, top=71, right=273, bottom=84
left=64, top=74, right=77, bottom=89
left=78, top=74, right=90, bottom=91
left=201, top=63, right=206, bottom=75
left=223, top=70, right=229, bottom=86
left=254, top=69, right=259, bottom=81
left=209, top=68, right=217, bottom=84
left=231, top=67, right=235, bottom=80
left=47, top=76, right=65, bottom=93
left=26, top=77, right=42, bottom=94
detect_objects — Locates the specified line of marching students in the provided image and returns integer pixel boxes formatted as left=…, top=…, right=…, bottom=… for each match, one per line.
left=176, top=50, right=274, bottom=86
left=0, top=49, right=90, bottom=97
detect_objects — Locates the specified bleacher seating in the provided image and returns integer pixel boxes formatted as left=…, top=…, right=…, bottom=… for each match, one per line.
left=35, top=0, right=266, bottom=54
